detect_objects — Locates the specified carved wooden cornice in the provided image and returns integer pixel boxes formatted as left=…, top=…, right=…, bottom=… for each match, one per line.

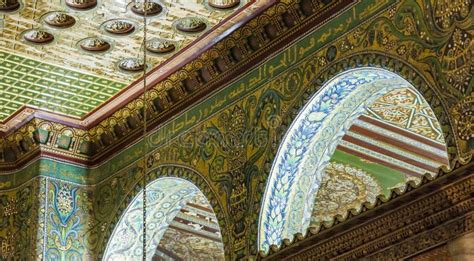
left=0, top=0, right=356, bottom=171
left=261, top=159, right=474, bottom=260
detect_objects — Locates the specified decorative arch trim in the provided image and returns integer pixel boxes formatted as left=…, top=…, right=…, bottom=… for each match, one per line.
left=258, top=67, right=449, bottom=253
left=100, top=164, right=228, bottom=260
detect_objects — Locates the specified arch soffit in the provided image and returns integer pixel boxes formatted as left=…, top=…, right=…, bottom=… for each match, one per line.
left=100, top=164, right=229, bottom=260
left=258, top=61, right=454, bottom=253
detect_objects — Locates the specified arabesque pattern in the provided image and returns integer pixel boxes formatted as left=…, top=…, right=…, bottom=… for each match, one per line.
left=0, top=0, right=471, bottom=260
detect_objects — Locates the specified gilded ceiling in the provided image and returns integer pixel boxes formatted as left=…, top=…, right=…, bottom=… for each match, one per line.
left=0, top=0, right=249, bottom=121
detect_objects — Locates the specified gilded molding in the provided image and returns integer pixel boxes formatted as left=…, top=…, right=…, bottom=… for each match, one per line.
left=0, top=0, right=356, bottom=171
left=261, top=159, right=474, bottom=260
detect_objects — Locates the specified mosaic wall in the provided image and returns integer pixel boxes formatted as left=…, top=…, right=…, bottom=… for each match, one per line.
left=0, top=178, right=41, bottom=260
left=0, top=0, right=472, bottom=259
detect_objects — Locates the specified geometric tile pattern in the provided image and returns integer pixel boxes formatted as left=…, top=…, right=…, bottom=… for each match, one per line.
left=366, top=88, right=445, bottom=143
left=0, top=51, right=126, bottom=120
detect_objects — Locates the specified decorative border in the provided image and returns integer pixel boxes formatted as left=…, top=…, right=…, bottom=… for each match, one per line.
left=261, top=159, right=473, bottom=259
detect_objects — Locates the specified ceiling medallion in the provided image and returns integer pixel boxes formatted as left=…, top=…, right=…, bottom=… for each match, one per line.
left=118, top=58, right=145, bottom=72
left=44, top=12, right=76, bottom=28
left=103, top=19, right=135, bottom=35
left=208, top=0, right=240, bottom=9
left=0, top=0, right=20, bottom=12
left=65, top=0, right=97, bottom=10
left=146, top=39, right=176, bottom=54
left=175, top=17, right=207, bottom=33
left=131, top=1, right=163, bottom=16
left=23, top=29, right=54, bottom=44
left=79, top=37, right=111, bottom=52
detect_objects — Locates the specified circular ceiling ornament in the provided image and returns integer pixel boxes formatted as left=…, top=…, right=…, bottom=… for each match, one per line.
left=23, top=29, right=55, bottom=44
left=208, top=0, right=240, bottom=9
left=0, top=0, right=20, bottom=12
left=103, top=19, right=135, bottom=35
left=79, top=37, right=111, bottom=52
left=130, top=1, right=162, bottom=17
left=146, top=39, right=176, bottom=54
left=44, top=12, right=76, bottom=28
left=175, top=17, right=207, bottom=33
left=65, top=0, right=97, bottom=10
left=118, top=58, right=145, bottom=72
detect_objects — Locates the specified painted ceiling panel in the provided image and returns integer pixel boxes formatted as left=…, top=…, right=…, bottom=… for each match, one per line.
left=311, top=161, right=383, bottom=225
left=311, top=87, right=450, bottom=226
left=0, top=51, right=126, bottom=120
left=365, top=87, right=444, bottom=142
left=0, top=0, right=247, bottom=121
left=154, top=194, right=224, bottom=261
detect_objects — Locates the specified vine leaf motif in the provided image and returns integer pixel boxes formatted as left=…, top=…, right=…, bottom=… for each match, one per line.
left=50, top=182, right=81, bottom=252
left=441, top=27, right=473, bottom=96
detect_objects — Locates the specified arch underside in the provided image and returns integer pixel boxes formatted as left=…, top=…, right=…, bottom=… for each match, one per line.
left=258, top=68, right=449, bottom=252
left=104, top=177, right=224, bottom=261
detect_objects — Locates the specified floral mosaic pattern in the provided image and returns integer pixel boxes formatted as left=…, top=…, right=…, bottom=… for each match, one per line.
left=259, top=68, right=416, bottom=252
left=103, top=177, right=222, bottom=261
left=46, top=181, right=83, bottom=260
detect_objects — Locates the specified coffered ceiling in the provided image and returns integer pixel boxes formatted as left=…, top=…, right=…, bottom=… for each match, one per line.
left=0, top=0, right=252, bottom=121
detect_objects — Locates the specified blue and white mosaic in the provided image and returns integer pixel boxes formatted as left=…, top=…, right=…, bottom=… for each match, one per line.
left=258, top=68, right=415, bottom=252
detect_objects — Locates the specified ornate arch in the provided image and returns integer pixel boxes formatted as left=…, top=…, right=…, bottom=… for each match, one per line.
left=99, top=164, right=229, bottom=260
left=287, top=52, right=457, bottom=160
left=257, top=60, right=454, bottom=253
